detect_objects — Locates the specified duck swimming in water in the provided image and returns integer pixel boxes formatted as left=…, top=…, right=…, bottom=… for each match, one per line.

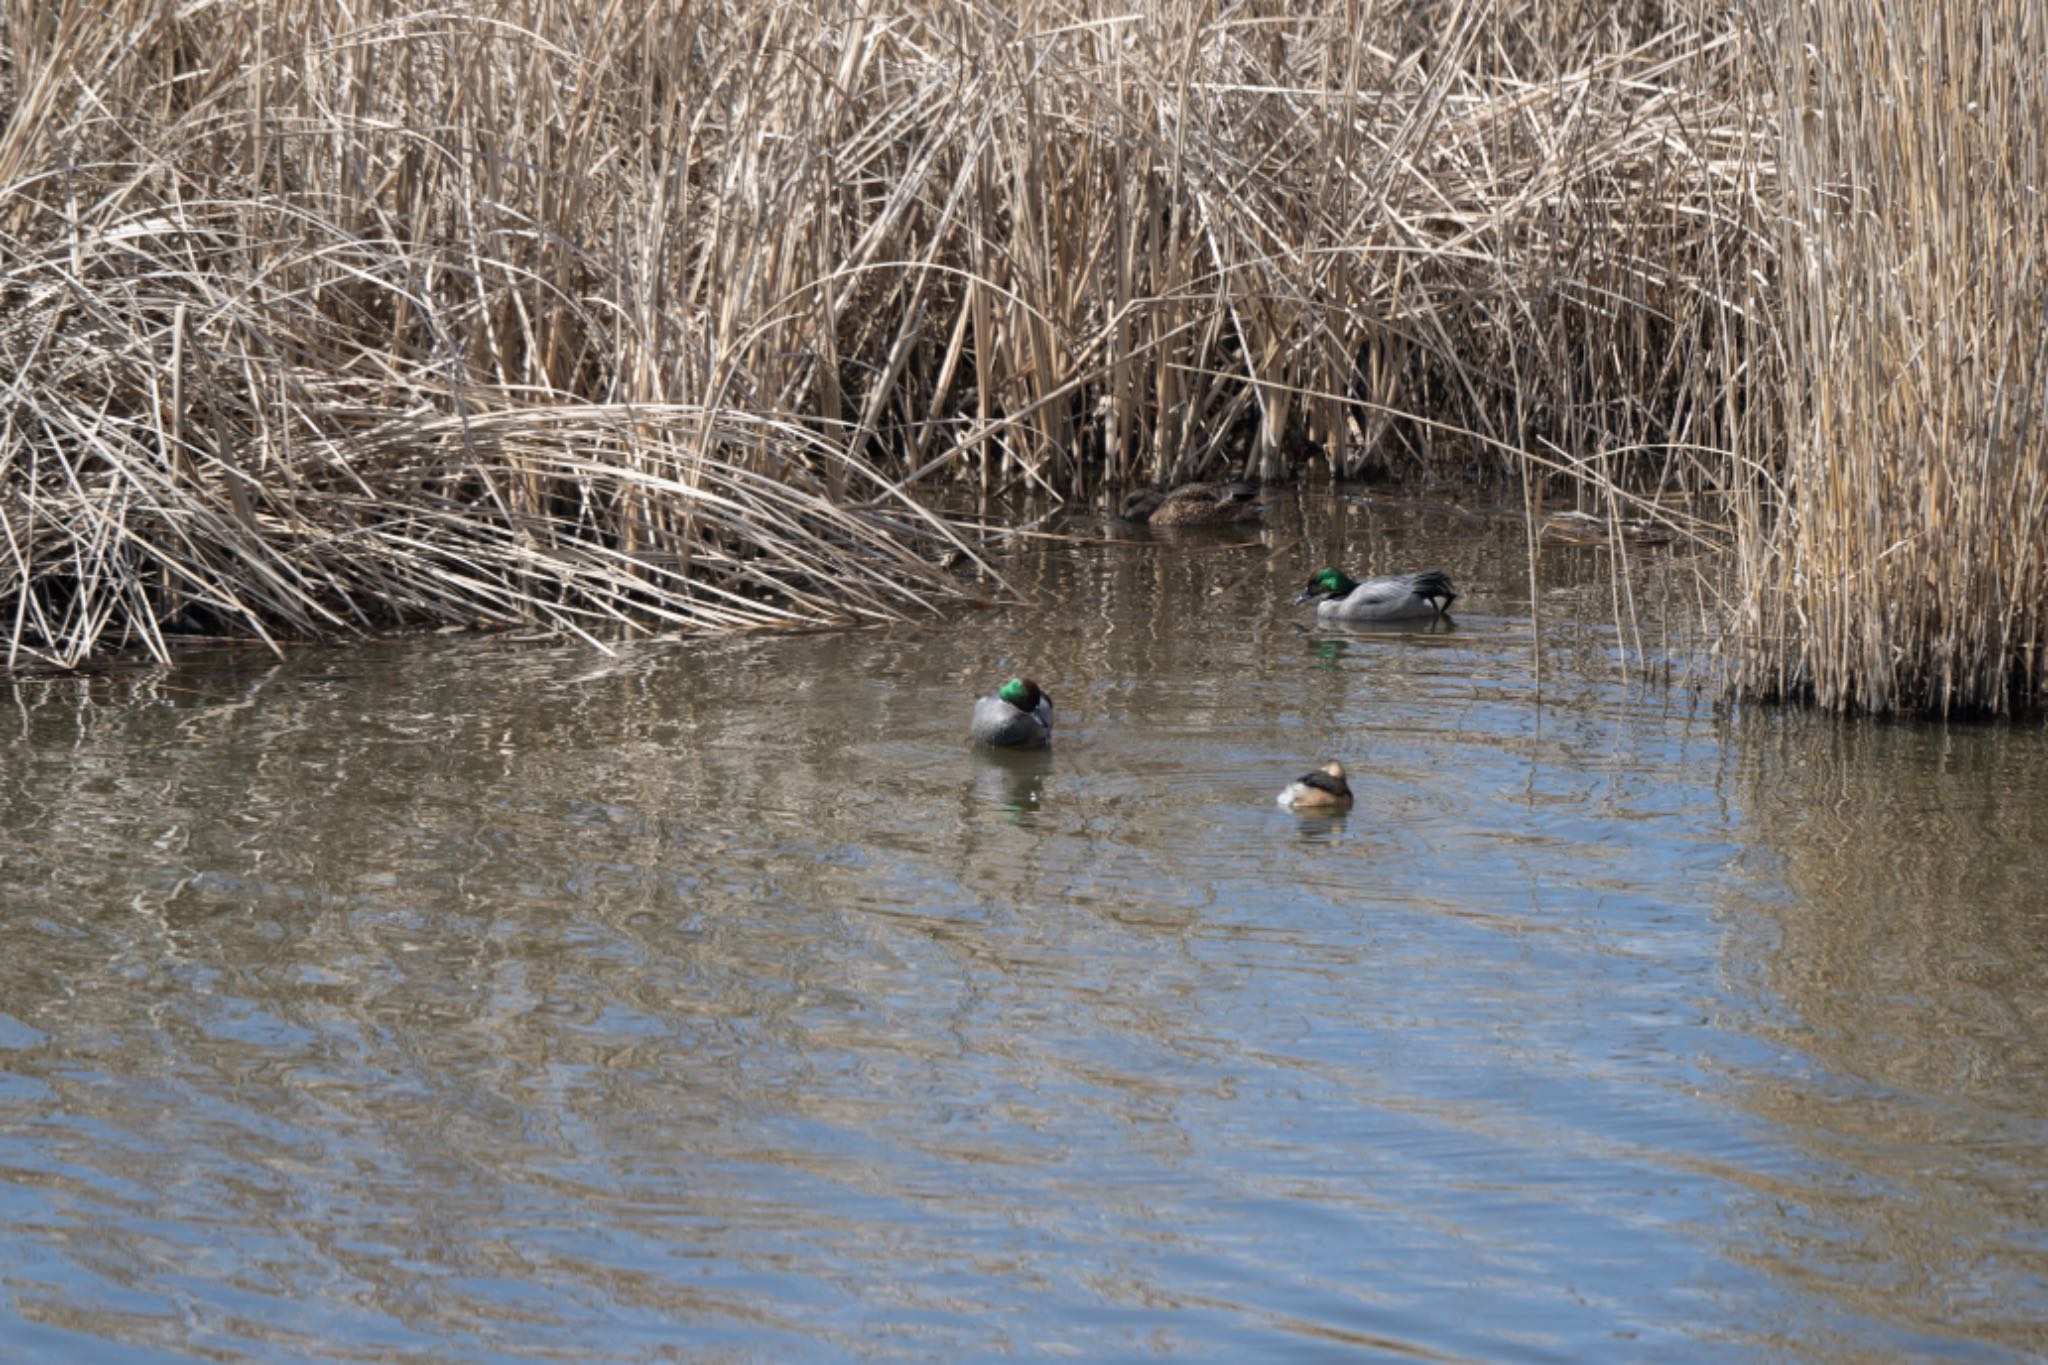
left=1276, top=760, right=1353, bottom=811
left=970, top=676, right=1053, bottom=748
left=1291, top=567, right=1458, bottom=621
left=1118, top=480, right=1263, bottom=527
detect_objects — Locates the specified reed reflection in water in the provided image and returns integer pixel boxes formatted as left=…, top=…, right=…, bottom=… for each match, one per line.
left=0, top=497, right=2042, bottom=1360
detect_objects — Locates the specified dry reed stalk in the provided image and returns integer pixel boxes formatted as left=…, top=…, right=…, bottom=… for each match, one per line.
left=1729, top=0, right=2048, bottom=713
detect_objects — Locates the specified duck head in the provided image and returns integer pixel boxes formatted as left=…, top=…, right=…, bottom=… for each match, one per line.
left=999, top=675, right=1049, bottom=716
left=1290, top=568, right=1357, bottom=605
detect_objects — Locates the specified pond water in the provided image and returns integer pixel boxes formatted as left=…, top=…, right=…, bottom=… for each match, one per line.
left=1, top=492, right=2045, bottom=1361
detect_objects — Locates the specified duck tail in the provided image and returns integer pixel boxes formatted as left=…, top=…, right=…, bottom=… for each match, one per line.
left=1412, top=570, right=1459, bottom=607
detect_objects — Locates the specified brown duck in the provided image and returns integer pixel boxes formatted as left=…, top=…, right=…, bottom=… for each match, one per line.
left=1118, top=480, right=1263, bottom=527
left=1276, top=760, right=1353, bottom=811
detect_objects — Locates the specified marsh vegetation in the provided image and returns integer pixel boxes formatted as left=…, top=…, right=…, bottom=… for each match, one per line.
left=1, top=0, right=2041, bottom=712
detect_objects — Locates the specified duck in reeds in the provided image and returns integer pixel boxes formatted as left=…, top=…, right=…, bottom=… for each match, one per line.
left=1290, top=567, right=1458, bottom=622
left=1277, top=760, right=1353, bottom=811
left=970, top=676, right=1053, bottom=748
left=1539, top=510, right=1679, bottom=548
left=1118, top=480, right=1263, bottom=527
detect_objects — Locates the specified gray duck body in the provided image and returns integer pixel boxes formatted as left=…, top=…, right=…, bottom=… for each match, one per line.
left=1293, top=568, right=1458, bottom=621
left=971, top=680, right=1053, bottom=748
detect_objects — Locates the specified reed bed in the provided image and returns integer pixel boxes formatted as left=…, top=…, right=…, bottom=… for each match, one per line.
left=1725, top=0, right=2048, bottom=714
left=0, top=0, right=2040, bottom=711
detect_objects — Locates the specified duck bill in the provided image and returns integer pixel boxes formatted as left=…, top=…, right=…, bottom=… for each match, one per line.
left=1289, top=589, right=1322, bottom=605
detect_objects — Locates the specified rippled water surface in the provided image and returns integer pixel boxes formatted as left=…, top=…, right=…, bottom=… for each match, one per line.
left=3, top=494, right=2046, bottom=1361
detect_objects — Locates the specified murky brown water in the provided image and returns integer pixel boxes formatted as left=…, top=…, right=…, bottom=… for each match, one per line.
left=1, top=492, right=2044, bottom=1360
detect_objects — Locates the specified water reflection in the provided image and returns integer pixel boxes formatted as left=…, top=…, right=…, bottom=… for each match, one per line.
left=970, top=747, right=1051, bottom=819
left=1318, top=614, right=1461, bottom=637
left=1714, top=715, right=2048, bottom=1354
left=0, top=498, right=2041, bottom=1359
left=1282, top=808, right=1351, bottom=844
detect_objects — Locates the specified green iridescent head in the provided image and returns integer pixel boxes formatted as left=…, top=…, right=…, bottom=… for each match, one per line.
left=998, top=676, right=1045, bottom=712
left=1293, top=568, right=1357, bottom=604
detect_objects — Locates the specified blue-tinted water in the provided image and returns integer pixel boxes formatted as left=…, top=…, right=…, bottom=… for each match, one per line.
left=0, top=495, right=2043, bottom=1360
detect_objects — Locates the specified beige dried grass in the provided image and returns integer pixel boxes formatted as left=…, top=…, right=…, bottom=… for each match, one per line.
left=1726, top=0, right=2048, bottom=714
left=0, top=0, right=2040, bottom=711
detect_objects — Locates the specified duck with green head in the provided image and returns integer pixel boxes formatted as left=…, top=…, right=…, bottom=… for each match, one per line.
left=1291, top=567, right=1458, bottom=621
left=1277, top=760, right=1353, bottom=811
left=1118, top=480, right=1263, bottom=527
left=971, top=676, right=1053, bottom=748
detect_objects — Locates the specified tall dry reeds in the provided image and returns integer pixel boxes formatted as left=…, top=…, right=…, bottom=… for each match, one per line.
left=1727, top=0, right=2048, bottom=714
left=0, top=0, right=1770, bottom=667
left=0, top=0, right=2040, bottom=712
left=0, top=0, right=1003, bottom=665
